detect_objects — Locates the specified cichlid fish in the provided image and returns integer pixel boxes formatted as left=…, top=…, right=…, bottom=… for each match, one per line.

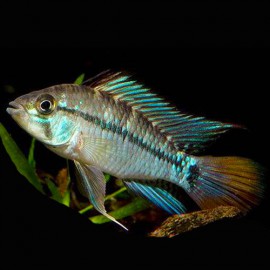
left=7, top=71, right=264, bottom=230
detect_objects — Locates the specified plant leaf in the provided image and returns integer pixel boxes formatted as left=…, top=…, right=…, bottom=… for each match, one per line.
left=28, top=138, right=36, bottom=169
left=74, top=73, right=85, bottom=85
left=47, top=179, right=63, bottom=203
left=79, top=187, right=127, bottom=214
left=104, top=173, right=111, bottom=182
left=0, top=123, right=44, bottom=193
left=62, top=191, right=71, bottom=207
left=47, top=178, right=71, bottom=206
left=90, top=198, right=148, bottom=224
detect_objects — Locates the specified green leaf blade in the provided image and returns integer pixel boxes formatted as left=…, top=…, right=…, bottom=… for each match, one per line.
left=0, top=123, right=43, bottom=193
left=47, top=179, right=63, bottom=203
left=79, top=187, right=127, bottom=214
left=28, top=138, right=36, bottom=169
left=62, top=191, right=71, bottom=207
left=90, top=198, right=148, bottom=224
left=74, top=73, right=85, bottom=85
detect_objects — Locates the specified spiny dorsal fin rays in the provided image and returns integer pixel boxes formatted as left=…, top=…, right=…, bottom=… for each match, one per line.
left=84, top=70, right=237, bottom=153
left=82, top=70, right=120, bottom=87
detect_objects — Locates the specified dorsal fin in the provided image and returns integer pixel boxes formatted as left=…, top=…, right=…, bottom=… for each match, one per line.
left=84, top=71, right=239, bottom=153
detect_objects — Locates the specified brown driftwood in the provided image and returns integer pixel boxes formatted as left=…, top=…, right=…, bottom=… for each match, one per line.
left=149, top=206, right=242, bottom=238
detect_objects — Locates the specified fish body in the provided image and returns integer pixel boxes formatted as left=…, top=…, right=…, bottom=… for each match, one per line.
left=7, top=71, right=264, bottom=230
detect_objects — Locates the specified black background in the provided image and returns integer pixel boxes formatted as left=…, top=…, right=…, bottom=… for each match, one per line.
left=1, top=1, right=270, bottom=266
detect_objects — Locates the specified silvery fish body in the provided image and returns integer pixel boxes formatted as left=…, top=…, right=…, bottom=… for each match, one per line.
left=7, top=71, right=263, bottom=230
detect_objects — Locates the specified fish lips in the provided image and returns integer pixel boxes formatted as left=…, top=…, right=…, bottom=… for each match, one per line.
left=6, top=101, right=25, bottom=117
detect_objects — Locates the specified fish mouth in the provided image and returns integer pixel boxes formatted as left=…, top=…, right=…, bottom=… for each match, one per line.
left=6, top=101, right=24, bottom=115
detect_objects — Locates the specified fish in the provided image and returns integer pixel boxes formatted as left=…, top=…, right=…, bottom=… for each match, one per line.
left=7, top=70, right=264, bottom=230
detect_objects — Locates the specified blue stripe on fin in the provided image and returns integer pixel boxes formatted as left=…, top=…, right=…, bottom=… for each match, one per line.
left=106, top=81, right=136, bottom=90
left=123, top=180, right=186, bottom=215
left=107, top=76, right=130, bottom=85
left=112, top=85, right=143, bottom=94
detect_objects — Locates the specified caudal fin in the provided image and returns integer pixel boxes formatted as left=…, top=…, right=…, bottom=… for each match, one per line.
left=185, top=156, right=264, bottom=213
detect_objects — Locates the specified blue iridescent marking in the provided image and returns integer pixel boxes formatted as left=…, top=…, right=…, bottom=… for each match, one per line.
left=113, top=85, right=142, bottom=94
left=107, top=76, right=130, bottom=85
left=176, top=154, right=182, bottom=162
left=176, top=166, right=182, bottom=174
left=135, top=98, right=162, bottom=103
left=58, top=100, right=67, bottom=107
left=190, top=158, right=196, bottom=166
left=106, top=121, right=112, bottom=130
left=53, top=116, right=74, bottom=144
left=107, top=81, right=135, bottom=90
left=33, top=115, right=52, bottom=124
left=122, top=129, right=128, bottom=140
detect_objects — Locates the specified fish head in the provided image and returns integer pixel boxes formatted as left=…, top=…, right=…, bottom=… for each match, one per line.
left=7, top=84, right=79, bottom=146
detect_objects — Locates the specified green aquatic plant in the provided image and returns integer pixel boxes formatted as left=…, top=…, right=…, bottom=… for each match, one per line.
left=0, top=124, right=43, bottom=193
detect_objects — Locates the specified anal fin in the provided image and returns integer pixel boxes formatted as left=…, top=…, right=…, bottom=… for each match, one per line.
left=123, top=180, right=186, bottom=215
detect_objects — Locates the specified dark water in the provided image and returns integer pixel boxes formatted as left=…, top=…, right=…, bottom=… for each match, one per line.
left=1, top=2, right=269, bottom=266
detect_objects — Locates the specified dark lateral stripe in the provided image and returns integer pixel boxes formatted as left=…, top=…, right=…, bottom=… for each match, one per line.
left=57, top=106, right=183, bottom=167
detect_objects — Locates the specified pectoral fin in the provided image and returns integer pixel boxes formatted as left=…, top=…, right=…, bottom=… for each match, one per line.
left=79, top=136, right=115, bottom=164
left=74, top=160, right=128, bottom=230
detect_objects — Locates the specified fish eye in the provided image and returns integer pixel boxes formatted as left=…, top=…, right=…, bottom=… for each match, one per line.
left=36, top=94, right=56, bottom=115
